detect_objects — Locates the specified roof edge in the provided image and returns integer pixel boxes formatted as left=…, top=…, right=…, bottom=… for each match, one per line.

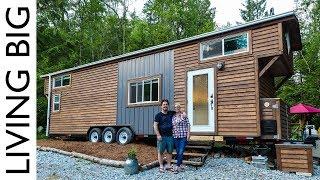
left=41, top=11, right=297, bottom=78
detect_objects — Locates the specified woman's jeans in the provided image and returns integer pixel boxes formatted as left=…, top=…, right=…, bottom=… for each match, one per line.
left=174, top=137, right=187, bottom=166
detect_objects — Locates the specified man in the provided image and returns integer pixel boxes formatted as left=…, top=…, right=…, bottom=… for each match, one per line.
left=154, top=99, right=175, bottom=173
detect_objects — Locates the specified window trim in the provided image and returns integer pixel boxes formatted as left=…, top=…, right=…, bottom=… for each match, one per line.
left=53, top=74, right=71, bottom=89
left=127, top=75, right=161, bottom=107
left=53, top=94, right=61, bottom=112
left=200, top=32, right=249, bottom=61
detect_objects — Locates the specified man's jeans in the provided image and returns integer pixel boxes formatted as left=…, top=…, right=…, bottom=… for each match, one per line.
left=174, top=137, right=187, bottom=166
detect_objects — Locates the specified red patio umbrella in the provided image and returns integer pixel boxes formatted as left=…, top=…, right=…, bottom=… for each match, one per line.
left=290, top=103, right=320, bottom=139
left=290, top=103, right=320, bottom=114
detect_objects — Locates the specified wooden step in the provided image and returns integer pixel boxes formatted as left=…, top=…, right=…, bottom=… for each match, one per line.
left=172, top=152, right=207, bottom=157
left=171, top=160, right=203, bottom=166
left=185, top=145, right=212, bottom=150
left=189, top=135, right=214, bottom=141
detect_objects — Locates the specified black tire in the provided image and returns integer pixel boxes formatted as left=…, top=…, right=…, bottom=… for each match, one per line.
left=88, top=128, right=102, bottom=142
left=102, top=127, right=116, bottom=144
left=116, top=127, right=133, bottom=145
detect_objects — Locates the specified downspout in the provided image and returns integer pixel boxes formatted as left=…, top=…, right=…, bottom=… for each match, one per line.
left=46, top=75, right=52, bottom=136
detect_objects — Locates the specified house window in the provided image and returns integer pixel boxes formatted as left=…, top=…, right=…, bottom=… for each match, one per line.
left=53, top=74, right=71, bottom=88
left=224, top=33, right=248, bottom=55
left=201, top=40, right=222, bottom=59
left=128, top=77, right=160, bottom=105
left=53, top=94, right=60, bottom=112
left=200, top=32, right=249, bottom=60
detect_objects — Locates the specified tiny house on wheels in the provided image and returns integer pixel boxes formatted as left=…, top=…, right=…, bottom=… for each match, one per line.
left=42, top=12, right=302, bottom=145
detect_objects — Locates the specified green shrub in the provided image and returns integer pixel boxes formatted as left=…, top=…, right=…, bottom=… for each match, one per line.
left=127, top=147, right=137, bottom=159
left=37, top=132, right=47, bottom=140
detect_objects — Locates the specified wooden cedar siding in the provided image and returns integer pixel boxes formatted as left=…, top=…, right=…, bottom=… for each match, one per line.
left=255, top=23, right=282, bottom=99
left=174, top=45, right=258, bottom=136
left=276, top=145, right=313, bottom=173
left=174, top=24, right=281, bottom=137
left=49, top=62, right=118, bottom=134
left=259, top=75, right=276, bottom=98
left=252, top=24, right=280, bottom=55
left=279, top=149, right=312, bottom=173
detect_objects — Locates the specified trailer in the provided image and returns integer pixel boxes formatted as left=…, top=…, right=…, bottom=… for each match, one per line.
left=41, top=12, right=302, bottom=145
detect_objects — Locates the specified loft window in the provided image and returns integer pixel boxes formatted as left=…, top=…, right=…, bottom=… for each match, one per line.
left=53, top=74, right=71, bottom=88
left=201, top=40, right=222, bottom=59
left=224, top=33, right=248, bottom=55
left=200, top=32, right=249, bottom=60
left=53, top=94, right=60, bottom=112
left=128, top=77, right=160, bottom=105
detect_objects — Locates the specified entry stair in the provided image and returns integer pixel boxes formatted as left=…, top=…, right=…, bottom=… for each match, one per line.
left=171, top=136, right=214, bottom=167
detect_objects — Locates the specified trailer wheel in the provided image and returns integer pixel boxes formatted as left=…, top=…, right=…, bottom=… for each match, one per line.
left=88, top=128, right=102, bottom=142
left=116, top=127, right=133, bottom=145
left=102, top=127, right=116, bottom=144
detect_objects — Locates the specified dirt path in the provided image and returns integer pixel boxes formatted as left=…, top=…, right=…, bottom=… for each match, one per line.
left=37, top=139, right=158, bottom=165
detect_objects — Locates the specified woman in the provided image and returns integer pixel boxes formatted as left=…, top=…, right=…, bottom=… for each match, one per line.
left=172, top=103, right=190, bottom=173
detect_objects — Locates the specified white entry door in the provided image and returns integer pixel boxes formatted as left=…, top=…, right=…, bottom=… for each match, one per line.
left=187, top=68, right=215, bottom=133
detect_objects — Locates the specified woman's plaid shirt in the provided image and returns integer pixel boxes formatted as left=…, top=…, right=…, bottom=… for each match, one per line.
left=172, top=113, right=190, bottom=138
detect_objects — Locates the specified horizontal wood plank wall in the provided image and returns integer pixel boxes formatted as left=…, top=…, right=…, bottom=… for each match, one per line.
left=174, top=45, right=258, bottom=136
left=174, top=24, right=280, bottom=137
left=252, top=24, right=279, bottom=55
left=276, top=145, right=313, bottom=173
left=259, top=75, right=275, bottom=98
left=49, top=62, right=118, bottom=134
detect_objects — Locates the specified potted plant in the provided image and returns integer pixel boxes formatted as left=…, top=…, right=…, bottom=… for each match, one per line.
left=124, top=147, right=139, bottom=175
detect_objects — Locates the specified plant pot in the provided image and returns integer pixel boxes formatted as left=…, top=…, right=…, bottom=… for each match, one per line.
left=124, top=158, right=139, bottom=175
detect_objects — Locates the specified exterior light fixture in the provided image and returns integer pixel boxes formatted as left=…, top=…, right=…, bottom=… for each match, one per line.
left=217, top=62, right=225, bottom=70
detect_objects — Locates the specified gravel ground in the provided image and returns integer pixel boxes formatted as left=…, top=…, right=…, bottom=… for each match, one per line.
left=37, top=150, right=320, bottom=180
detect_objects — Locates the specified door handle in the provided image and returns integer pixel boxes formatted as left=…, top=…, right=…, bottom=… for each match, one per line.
left=209, top=94, right=214, bottom=110
left=210, top=98, right=214, bottom=110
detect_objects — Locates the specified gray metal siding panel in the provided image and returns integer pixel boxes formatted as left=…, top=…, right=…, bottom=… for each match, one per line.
left=116, top=50, right=174, bottom=135
left=118, top=62, right=121, bottom=124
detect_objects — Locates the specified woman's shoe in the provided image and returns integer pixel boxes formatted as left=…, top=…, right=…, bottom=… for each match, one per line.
left=165, top=165, right=175, bottom=172
left=173, top=166, right=179, bottom=174
left=159, top=167, right=165, bottom=173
